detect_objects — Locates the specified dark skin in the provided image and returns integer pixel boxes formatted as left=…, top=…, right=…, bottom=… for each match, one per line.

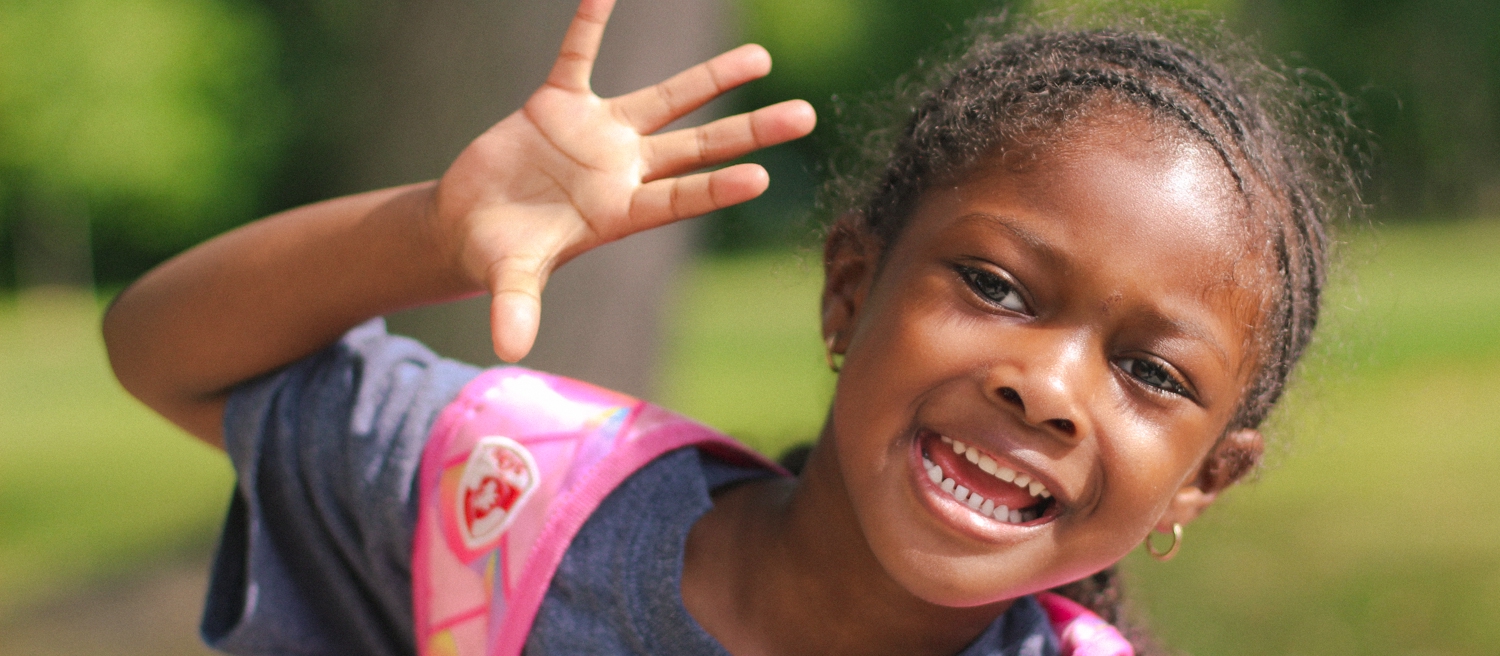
left=683, top=108, right=1267, bottom=655
left=104, top=1, right=1266, bottom=652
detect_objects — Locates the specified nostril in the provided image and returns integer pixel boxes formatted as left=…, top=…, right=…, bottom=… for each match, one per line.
left=1048, top=418, right=1076, bottom=435
left=998, top=386, right=1023, bottom=409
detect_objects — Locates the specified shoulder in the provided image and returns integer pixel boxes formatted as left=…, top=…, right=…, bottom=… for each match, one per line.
left=207, top=320, right=483, bottom=655
left=223, top=318, right=481, bottom=467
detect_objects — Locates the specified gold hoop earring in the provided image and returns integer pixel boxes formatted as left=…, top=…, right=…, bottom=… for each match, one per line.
left=1145, top=523, right=1183, bottom=561
left=824, top=334, right=843, bottom=373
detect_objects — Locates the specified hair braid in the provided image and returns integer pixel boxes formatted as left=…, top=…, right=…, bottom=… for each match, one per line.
left=821, top=12, right=1364, bottom=654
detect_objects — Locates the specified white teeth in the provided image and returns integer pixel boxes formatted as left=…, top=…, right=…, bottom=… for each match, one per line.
left=978, top=455, right=997, bottom=475
left=962, top=442, right=1048, bottom=498
left=927, top=437, right=1055, bottom=518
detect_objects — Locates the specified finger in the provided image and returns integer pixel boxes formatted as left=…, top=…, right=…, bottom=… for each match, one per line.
left=612, top=44, right=772, bottom=134
left=487, top=256, right=551, bottom=363
left=640, top=99, right=816, bottom=181
left=545, top=0, right=617, bottom=93
left=627, top=164, right=770, bottom=231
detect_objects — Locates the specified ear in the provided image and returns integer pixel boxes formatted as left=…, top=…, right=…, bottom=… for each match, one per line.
left=1155, top=428, right=1263, bottom=532
left=821, top=217, right=879, bottom=353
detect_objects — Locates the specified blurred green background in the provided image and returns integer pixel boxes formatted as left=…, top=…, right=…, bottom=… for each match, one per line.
left=3, top=0, right=1499, bottom=654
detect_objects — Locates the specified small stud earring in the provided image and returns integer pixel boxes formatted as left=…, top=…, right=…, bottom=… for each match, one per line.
left=1144, top=522, right=1183, bottom=561
left=824, top=334, right=843, bottom=373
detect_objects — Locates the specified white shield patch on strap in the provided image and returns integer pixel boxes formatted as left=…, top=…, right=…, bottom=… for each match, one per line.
left=456, top=436, right=539, bottom=550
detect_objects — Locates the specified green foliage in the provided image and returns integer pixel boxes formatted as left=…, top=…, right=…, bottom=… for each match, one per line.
left=658, top=220, right=1500, bottom=655
left=716, top=0, right=1500, bottom=251
left=3, top=0, right=1493, bottom=274
left=1128, top=219, right=1500, bottom=655
left=1245, top=0, right=1500, bottom=217
left=0, top=294, right=231, bottom=617
left=714, top=0, right=1251, bottom=251
left=657, top=251, right=831, bottom=453
left=1, top=222, right=1495, bottom=652
left=0, top=0, right=289, bottom=284
left=707, top=0, right=1003, bottom=251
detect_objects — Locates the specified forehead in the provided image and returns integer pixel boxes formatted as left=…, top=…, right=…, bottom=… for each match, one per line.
left=900, top=109, right=1271, bottom=365
left=976, top=109, right=1252, bottom=261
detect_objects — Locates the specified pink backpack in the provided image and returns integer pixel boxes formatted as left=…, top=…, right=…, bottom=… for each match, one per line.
left=411, top=367, right=1133, bottom=656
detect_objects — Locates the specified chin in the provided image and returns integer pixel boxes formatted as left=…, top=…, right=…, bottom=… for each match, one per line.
left=889, top=552, right=1047, bottom=608
left=855, top=509, right=1059, bottom=608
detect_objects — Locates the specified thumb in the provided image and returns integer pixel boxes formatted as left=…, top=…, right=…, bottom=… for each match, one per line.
left=487, top=257, right=549, bottom=363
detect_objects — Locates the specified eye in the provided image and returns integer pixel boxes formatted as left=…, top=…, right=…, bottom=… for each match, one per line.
left=957, top=266, right=1028, bottom=313
left=1118, top=357, right=1192, bottom=398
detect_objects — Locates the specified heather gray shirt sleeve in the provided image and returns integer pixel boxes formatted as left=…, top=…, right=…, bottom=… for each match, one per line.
left=202, top=319, right=481, bottom=656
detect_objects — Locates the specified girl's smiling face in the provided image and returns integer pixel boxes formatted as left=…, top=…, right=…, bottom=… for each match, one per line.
left=818, top=108, right=1269, bottom=606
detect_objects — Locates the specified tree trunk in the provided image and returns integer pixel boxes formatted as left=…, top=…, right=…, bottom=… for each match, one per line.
left=337, top=0, right=729, bottom=399
left=13, top=185, right=93, bottom=292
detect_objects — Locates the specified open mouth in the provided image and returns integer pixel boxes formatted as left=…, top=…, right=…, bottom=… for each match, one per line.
left=918, top=430, right=1057, bottom=525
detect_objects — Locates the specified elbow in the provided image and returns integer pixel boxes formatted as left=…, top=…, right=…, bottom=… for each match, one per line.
left=99, top=269, right=228, bottom=449
left=101, top=289, right=152, bottom=405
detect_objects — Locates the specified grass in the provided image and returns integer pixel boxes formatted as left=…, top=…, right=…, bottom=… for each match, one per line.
left=656, top=219, right=1500, bottom=656
left=0, top=292, right=232, bottom=619
left=0, top=219, right=1495, bottom=655
left=656, top=250, right=832, bottom=454
left=1120, top=220, right=1500, bottom=656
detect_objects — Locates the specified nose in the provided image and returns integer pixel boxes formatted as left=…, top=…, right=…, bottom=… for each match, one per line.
left=989, top=328, right=1091, bottom=441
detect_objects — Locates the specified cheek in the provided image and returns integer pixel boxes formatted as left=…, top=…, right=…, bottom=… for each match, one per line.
left=831, top=282, right=943, bottom=466
left=831, top=269, right=982, bottom=459
left=1086, top=417, right=1218, bottom=536
left=846, top=266, right=984, bottom=377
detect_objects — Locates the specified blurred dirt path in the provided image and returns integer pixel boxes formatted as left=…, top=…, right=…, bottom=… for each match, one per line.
left=0, top=556, right=218, bottom=656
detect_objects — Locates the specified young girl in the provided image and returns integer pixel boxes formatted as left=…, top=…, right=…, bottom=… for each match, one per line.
left=103, top=0, right=1357, bottom=654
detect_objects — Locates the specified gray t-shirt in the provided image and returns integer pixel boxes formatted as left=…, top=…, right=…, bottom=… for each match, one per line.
left=201, top=320, right=1057, bottom=656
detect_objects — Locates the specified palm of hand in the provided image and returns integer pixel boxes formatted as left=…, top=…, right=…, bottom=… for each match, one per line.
left=425, top=0, right=814, bottom=362
left=439, top=87, right=640, bottom=287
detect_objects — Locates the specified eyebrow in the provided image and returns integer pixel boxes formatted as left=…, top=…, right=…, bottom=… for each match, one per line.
left=1140, top=309, right=1233, bottom=369
left=953, top=213, right=1065, bottom=267
left=955, top=213, right=1234, bottom=369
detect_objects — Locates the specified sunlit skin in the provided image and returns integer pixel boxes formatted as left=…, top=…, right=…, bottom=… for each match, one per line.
left=100, top=0, right=1278, bottom=651
left=683, top=108, right=1270, bottom=655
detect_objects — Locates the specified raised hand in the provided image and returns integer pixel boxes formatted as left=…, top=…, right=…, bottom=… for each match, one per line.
left=429, top=0, right=816, bottom=363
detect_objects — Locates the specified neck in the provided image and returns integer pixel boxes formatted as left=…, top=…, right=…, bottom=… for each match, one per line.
left=682, top=435, right=1012, bottom=656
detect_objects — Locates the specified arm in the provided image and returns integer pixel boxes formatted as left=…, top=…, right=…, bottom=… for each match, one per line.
left=102, top=0, right=815, bottom=448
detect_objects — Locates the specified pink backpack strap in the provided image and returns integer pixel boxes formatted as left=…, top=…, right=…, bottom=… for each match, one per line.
left=1035, top=592, right=1135, bottom=656
left=412, top=367, right=782, bottom=656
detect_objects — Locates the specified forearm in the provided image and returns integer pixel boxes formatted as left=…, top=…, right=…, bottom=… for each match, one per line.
left=103, top=0, right=815, bottom=447
left=103, top=181, right=476, bottom=447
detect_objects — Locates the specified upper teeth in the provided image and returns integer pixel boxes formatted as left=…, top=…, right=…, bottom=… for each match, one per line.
left=926, top=435, right=1052, bottom=524
left=940, top=435, right=1051, bottom=499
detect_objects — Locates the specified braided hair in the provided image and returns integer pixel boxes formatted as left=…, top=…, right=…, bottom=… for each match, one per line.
left=816, top=11, right=1365, bottom=654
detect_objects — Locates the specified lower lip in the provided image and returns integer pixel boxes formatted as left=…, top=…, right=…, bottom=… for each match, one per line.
left=906, top=431, right=1052, bottom=542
